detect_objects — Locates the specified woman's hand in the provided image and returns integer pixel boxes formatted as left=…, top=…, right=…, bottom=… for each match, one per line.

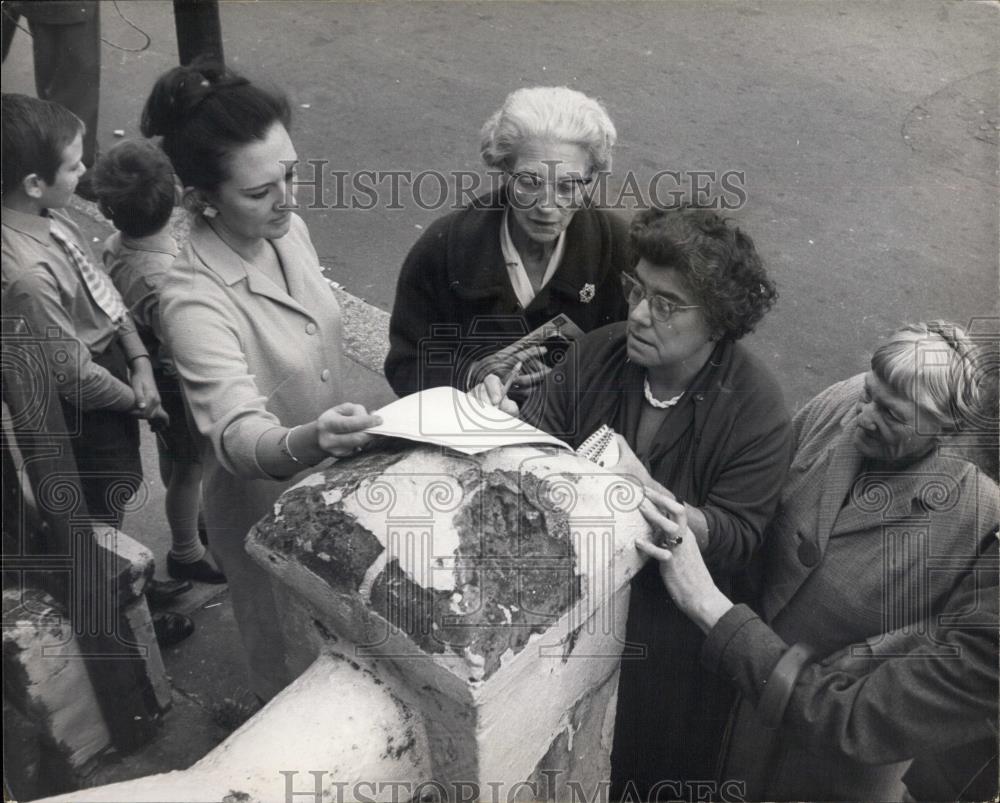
left=469, top=374, right=520, bottom=417
left=467, top=343, right=549, bottom=395
left=613, top=439, right=711, bottom=550
left=635, top=487, right=733, bottom=633
left=316, top=403, right=382, bottom=457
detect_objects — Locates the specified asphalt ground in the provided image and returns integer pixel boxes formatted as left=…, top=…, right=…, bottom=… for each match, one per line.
left=2, top=0, right=998, bottom=791
left=3, top=0, right=998, bottom=409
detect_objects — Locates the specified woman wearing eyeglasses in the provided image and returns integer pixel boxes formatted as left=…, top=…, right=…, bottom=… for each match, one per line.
left=383, top=86, right=629, bottom=401
left=518, top=205, right=793, bottom=799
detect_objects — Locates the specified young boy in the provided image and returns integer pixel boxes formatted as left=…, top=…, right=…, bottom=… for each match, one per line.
left=1, top=94, right=193, bottom=644
left=94, top=139, right=224, bottom=584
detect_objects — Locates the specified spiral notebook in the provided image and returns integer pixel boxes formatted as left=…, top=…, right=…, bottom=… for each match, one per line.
left=575, top=424, right=620, bottom=468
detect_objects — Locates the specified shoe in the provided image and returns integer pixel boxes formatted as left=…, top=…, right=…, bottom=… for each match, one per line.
left=153, top=611, right=195, bottom=647
left=145, top=577, right=193, bottom=607
left=167, top=553, right=227, bottom=584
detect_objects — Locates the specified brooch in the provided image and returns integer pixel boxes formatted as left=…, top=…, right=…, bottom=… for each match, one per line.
left=579, top=283, right=596, bottom=303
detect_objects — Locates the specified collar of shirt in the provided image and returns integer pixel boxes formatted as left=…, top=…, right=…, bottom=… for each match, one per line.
left=121, top=230, right=180, bottom=258
left=500, top=206, right=566, bottom=309
left=2, top=206, right=56, bottom=245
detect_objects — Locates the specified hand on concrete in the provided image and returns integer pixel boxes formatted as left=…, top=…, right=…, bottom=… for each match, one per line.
left=316, top=403, right=382, bottom=457
left=635, top=488, right=733, bottom=634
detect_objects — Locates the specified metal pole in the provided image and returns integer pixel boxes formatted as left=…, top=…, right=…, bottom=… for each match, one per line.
left=173, top=0, right=225, bottom=66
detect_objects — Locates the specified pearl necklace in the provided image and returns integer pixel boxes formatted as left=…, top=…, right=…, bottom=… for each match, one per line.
left=643, top=377, right=684, bottom=409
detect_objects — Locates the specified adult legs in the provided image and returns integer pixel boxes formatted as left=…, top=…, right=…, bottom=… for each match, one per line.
left=26, top=4, right=101, bottom=166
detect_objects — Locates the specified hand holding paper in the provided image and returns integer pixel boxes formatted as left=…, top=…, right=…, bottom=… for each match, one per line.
left=317, top=403, right=382, bottom=457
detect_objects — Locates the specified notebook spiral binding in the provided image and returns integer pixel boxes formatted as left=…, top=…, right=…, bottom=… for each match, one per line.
left=576, top=424, right=620, bottom=468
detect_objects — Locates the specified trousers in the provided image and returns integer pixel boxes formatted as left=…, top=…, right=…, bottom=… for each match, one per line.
left=1, top=1, right=101, bottom=165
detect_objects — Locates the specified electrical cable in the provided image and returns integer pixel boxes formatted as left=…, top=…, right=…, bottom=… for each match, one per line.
left=1, top=1, right=152, bottom=53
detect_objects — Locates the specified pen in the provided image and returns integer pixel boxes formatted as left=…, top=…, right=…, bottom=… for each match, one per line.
left=499, top=360, right=523, bottom=397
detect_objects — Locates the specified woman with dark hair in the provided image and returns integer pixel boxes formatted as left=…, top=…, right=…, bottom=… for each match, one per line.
left=514, top=206, right=793, bottom=798
left=146, top=62, right=380, bottom=700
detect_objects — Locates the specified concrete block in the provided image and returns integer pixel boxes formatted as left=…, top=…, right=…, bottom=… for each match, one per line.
left=2, top=586, right=112, bottom=772
left=32, top=650, right=432, bottom=803
left=3, top=525, right=169, bottom=791
left=246, top=443, right=652, bottom=796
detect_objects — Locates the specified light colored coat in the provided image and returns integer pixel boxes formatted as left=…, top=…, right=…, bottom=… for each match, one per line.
left=161, top=214, right=344, bottom=699
left=721, top=374, right=1000, bottom=801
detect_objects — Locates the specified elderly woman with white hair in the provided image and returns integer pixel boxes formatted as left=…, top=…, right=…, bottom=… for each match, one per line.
left=384, top=86, right=628, bottom=399
left=634, top=321, right=1000, bottom=801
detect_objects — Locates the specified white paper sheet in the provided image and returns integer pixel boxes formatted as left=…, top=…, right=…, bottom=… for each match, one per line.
left=367, top=386, right=571, bottom=455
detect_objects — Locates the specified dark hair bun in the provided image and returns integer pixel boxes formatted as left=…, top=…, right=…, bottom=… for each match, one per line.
left=140, top=58, right=288, bottom=192
left=141, top=60, right=247, bottom=140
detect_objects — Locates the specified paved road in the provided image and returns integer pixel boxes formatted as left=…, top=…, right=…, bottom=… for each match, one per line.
left=2, top=2, right=997, bottom=790
left=3, top=0, right=997, bottom=408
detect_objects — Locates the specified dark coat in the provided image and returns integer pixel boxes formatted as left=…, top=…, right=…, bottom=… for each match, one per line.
left=384, top=191, right=630, bottom=397
left=534, top=324, right=794, bottom=799
left=716, top=374, right=1000, bottom=801
left=703, top=536, right=998, bottom=802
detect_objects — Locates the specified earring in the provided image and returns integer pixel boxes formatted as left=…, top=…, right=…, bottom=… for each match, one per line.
left=202, top=205, right=218, bottom=219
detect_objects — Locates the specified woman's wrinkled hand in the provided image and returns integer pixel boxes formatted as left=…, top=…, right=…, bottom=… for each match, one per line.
left=467, top=343, right=549, bottom=395
left=470, top=374, right=520, bottom=417
left=316, top=403, right=382, bottom=457
left=635, top=487, right=733, bottom=632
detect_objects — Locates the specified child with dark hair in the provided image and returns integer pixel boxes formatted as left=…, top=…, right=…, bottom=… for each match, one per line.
left=1, top=93, right=193, bottom=645
left=94, top=139, right=225, bottom=584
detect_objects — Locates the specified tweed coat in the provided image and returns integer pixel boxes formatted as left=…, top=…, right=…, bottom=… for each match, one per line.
left=383, top=189, right=630, bottom=397
left=702, top=536, right=998, bottom=801
left=160, top=214, right=344, bottom=700
left=717, top=374, right=1000, bottom=801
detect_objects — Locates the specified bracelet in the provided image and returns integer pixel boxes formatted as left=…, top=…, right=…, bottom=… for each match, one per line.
left=281, top=425, right=305, bottom=465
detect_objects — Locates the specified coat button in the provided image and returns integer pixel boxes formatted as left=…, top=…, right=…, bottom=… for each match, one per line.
left=305, top=322, right=317, bottom=335
left=797, top=539, right=820, bottom=567
left=320, top=369, right=331, bottom=382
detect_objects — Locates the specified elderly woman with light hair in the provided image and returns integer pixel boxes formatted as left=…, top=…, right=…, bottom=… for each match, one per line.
left=384, top=86, right=629, bottom=401
left=634, top=320, right=1000, bottom=801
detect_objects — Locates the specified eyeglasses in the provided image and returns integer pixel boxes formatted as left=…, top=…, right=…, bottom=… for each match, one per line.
left=508, top=171, right=594, bottom=207
left=620, top=272, right=702, bottom=322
